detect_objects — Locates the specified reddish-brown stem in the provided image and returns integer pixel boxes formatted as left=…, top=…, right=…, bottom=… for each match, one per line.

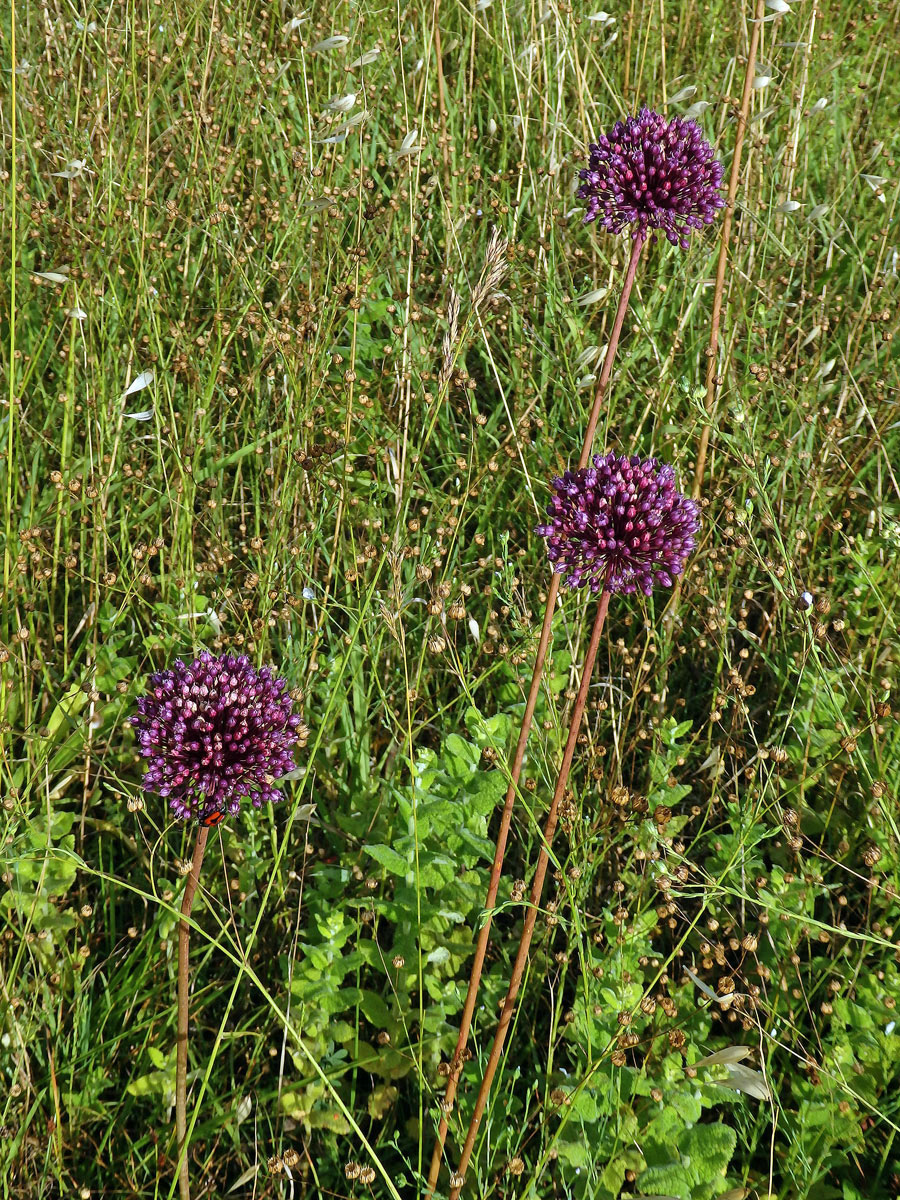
left=578, top=234, right=646, bottom=471
left=448, top=593, right=611, bottom=1198
left=175, top=825, right=209, bottom=1200
left=425, top=236, right=643, bottom=1194
left=691, top=0, right=765, bottom=501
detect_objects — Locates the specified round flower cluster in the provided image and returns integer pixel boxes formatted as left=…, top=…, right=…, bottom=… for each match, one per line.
left=578, top=108, right=725, bottom=248
left=536, top=452, right=700, bottom=595
left=131, top=652, right=305, bottom=822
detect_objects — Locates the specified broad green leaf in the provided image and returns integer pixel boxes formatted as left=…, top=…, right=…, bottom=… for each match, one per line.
left=679, top=1122, right=737, bottom=1185
left=363, top=843, right=409, bottom=875
left=637, top=1162, right=692, bottom=1197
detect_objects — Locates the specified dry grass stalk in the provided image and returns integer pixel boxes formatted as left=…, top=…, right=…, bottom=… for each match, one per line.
left=438, top=228, right=508, bottom=394
left=438, top=288, right=461, bottom=393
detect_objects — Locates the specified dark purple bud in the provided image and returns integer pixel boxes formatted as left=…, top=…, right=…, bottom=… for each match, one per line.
left=536, top=452, right=700, bottom=596
left=578, top=108, right=725, bottom=248
left=130, top=652, right=304, bottom=823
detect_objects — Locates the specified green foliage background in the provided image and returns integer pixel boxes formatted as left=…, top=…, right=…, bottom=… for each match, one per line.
left=1, top=0, right=899, bottom=1197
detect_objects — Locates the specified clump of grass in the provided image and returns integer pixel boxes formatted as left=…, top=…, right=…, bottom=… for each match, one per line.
left=2, top=2, right=899, bottom=1198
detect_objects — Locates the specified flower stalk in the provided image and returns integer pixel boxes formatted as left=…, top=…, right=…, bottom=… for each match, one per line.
left=428, top=108, right=721, bottom=1192
left=174, top=825, right=210, bottom=1200
left=440, top=444, right=698, bottom=1191
left=448, top=591, right=611, bottom=1198
left=131, top=652, right=304, bottom=1200
left=425, top=233, right=644, bottom=1195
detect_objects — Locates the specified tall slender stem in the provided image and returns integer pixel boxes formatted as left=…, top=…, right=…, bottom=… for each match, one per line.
left=425, top=235, right=643, bottom=1194
left=175, top=826, right=210, bottom=1200
left=432, top=11, right=450, bottom=182
left=4, top=1, right=17, bottom=629
left=691, top=0, right=765, bottom=500
left=448, top=593, right=612, bottom=1198
left=577, top=234, right=645, bottom=472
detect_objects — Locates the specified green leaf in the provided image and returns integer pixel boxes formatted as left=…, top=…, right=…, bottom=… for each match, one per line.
left=358, top=990, right=392, bottom=1028
left=444, top=733, right=479, bottom=781
left=367, top=1083, right=398, bottom=1120
left=637, top=1162, right=693, bottom=1198
left=556, top=1140, right=591, bottom=1168
left=645, top=1101, right=688, bottom=1148
left=363, top=843, right=409, bottom=875
left=599, top=1155, right=628, bottom=1195
left=678, top=1122, right=737, bottom=1185
left=570, top=1088, right=599, bottom=1122
left=668, top=1086, right=703, bottom=1126
left=464, top=706, right=510, bottom=748
left=466, top=769, right=506, bottom=816
left=417, top=853, right=458, bottom=888
left=661, top=717, right=693, bottom=746
left=147, top=1046, right=168, bottom=1070
left=456, top=828, right=494, bottom=859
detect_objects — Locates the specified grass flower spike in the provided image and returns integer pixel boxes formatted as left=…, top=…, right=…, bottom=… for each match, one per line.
left=537, top=452, right=700, bottom=595
left=578, top=108, right=725, bottom=247
left=132, top=651, right=305, bottom=822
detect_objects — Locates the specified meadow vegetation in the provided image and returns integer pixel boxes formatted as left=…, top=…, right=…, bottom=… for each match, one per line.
left=2, top=0, right=899, bottom=1197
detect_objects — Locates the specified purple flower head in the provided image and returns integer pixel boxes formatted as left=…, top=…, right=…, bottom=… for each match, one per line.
left=131, top=652, right=306, bottom=823
left=578, top=108, right=725, bottom=248
left=536, top=452, right=700, bottom=596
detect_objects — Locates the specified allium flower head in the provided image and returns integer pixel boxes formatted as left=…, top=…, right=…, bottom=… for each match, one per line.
left=536, top=452, right=700, bottom=595
left=578, top=108, right=725, bottom=248
left=131, top=652, right=305, bottom=822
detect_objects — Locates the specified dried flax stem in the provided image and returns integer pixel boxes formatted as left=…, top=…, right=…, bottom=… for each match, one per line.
left=448, top=592, right=612, bottom=1199
left=175, top=826, right=210, bottom=1200
left=425, top=234, right=644, bottom=1195
left=691, top=0, right=766, bottom=500
left=432, top=5, right=450, bottom=179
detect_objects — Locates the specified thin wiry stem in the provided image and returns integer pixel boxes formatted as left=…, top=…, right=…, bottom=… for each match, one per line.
left=431, top=3, right=450, bottom=183
left=692, top=0, right=766, bottom=500
left=4, top=2, right=17, bottom=631
left=448, top=592, right=612, bottom=1198
left=576, top=235, right=645, bottom=472
left=425, top=236, right=643, bottom=1195
left=175, top=825, right=210, bottom=1200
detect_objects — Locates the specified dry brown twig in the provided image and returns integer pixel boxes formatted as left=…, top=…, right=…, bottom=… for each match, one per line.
left=692, top=0, right=767, bottom=499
